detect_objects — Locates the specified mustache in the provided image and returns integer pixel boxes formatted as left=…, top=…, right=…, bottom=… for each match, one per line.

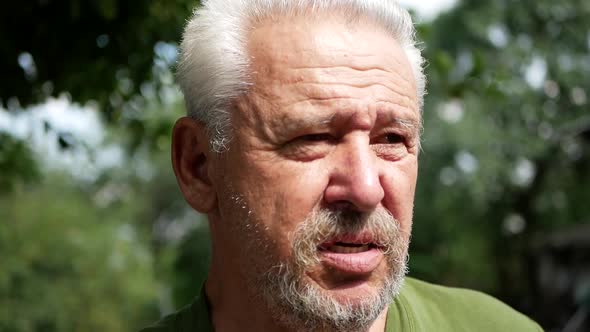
left=291, top=207, right=405, bottom=267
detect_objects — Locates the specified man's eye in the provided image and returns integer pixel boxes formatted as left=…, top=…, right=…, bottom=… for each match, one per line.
left=299, top=133, right=334, bottom=142
left=383, top=133, right=404, bottom=144
left=281, top=133, right=335, bottom=161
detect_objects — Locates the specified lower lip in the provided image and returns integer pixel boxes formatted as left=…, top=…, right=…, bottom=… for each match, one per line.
left=319, top=248, right=383, bottom=274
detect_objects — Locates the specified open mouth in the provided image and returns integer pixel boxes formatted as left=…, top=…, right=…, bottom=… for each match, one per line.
left=319, top=242, right=380, bottom=254
left=315, top=234, right=385, bottom=274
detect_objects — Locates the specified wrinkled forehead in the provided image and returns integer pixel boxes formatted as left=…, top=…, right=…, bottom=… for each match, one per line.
left=236, top=15, right=419, bottom=124
left=245, top=13, right=416, bottom=82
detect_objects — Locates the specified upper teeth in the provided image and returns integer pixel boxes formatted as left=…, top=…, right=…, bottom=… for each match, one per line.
left=327, top=244, right=369, bottom=253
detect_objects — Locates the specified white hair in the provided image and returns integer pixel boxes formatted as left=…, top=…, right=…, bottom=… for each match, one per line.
left=178, top=0, right=426, bottom=152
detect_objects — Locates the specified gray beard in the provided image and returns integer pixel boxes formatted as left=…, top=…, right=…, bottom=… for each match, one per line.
left=249, top=208, right=410, bottom=332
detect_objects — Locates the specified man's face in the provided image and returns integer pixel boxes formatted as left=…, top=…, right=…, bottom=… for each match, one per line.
left=210, top=15, right=419, bottom=330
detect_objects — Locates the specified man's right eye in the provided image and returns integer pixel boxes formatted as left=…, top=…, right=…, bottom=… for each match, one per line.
left=279, top=133, right=336, bottom=161
left=298, top=133, right=335, bottom=142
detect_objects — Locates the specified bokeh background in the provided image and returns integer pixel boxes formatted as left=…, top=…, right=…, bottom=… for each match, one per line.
left=1, top=0, right=589, bottom=331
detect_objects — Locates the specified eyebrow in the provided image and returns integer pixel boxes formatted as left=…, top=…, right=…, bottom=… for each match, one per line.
left=392, top=117, right=421, bottom=131
left=273, top=98, right=422, bottom=133
left=278, top=111, right=336, bottom=132
left=279, top=112, right=422, bottom=138
left=379, top=111, right=422, bottom=132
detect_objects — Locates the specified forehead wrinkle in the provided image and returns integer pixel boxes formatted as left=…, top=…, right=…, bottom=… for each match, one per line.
left=275, top=84, right=418, bottom=121
left=279, top=65, right=415, bottom=99
left=288, top=54, right=415, bottom=83
left=289, top=61, right=399, bottom=75
left=257, top=75, right=417, bottom=113
left=282, top=94, right=417, bottom=120
left=287, top=80, right=414, bottom=104
left=261, top=65, right=416, bottom=113
left=276, top=93, right=419, bottom=124
left=247, top=22, right=417, bottom=99
left=288, top=81, right=417, bottom=115
left=285, top=26, right=414, bottom=77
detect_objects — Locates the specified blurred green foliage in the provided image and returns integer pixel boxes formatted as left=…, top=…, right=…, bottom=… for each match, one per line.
left=0, top=176, right=158, bottom=332
left=0, top=134, right=39, bottom=194
left=0, top=0, right=589, bottom=331
left=415, top=0, right=590, bottom=283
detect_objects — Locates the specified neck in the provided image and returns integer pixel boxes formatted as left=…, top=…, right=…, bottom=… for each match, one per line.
left=206, top=257, right=287, bottom=332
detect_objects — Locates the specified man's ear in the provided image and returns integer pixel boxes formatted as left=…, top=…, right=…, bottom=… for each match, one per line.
left=171, top=117, right=217, bottom=213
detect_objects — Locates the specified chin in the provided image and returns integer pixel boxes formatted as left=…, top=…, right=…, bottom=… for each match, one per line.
left=258, top=260, right=403, bottom=332
left=322, top=281, right=383, bottom=304
left=308, top=260, right=393, bottom=299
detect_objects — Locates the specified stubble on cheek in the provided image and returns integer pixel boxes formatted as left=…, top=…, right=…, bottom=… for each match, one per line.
left=224, top=189, right=287, bottom=290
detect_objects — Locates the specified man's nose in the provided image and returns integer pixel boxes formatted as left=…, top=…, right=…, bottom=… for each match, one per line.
left=323, top=137, right=384, bottom=212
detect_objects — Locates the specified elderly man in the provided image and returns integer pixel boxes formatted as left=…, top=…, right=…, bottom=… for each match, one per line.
left=142, top=0, right=542, bottom=331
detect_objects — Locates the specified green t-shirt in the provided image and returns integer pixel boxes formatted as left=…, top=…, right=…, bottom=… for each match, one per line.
left=140, top=277, right=543, bottom=331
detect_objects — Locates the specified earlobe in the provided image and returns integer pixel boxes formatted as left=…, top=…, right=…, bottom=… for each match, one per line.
left=171, top=117, right=217, bottom=213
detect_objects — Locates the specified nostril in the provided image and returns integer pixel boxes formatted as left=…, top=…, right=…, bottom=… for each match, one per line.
left=327, top=201, right=356, bottom=212
left=324, top=178, right=384, bottom=213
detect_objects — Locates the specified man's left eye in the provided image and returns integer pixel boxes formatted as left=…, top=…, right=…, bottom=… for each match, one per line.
left=382, top=133, right=405, bottom=144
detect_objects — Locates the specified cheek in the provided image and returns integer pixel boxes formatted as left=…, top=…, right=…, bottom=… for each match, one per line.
left=271, top=170, right=331, bottom=259
left=266, top=164, right=329, bottom=222
left=235, top=159, right=330, bottom=246
left=381, top=161, right=418, bottom=233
